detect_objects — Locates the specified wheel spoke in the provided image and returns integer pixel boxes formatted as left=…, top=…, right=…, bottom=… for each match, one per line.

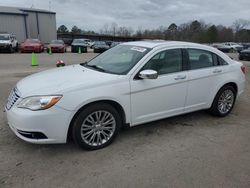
left=87, top=115, right=95, bottom=124
left=100, top=131, right=109, bottom=141
left=82, top=130, right=95, bottom=139
left=103, top=118, right=115, bottom=126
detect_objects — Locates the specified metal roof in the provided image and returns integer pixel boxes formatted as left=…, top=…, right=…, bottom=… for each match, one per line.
left=0, top=6, right=27, bottom=15
left=0, top=6, right=55, bottom=15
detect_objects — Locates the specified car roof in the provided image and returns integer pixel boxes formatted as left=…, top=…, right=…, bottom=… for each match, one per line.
left=122, top=40, right=233, bottom=63
left=123, top=40, right=210, bottom=49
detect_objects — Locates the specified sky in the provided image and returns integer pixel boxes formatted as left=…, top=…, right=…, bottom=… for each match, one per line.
left=1, top=0, right=250, bottom=31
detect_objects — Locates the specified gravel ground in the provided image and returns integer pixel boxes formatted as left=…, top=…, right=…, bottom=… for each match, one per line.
left=0, top=51, right=250, bottom=188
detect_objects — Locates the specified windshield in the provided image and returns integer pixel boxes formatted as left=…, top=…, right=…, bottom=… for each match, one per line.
left=25, top=39, right=40, bottom=43
left=73, top=39, right=87, bottom=43
left=0, top=35, right=10, bottom=40
left=95, top=41, right=106, bottom=45
left=84, top=45, right=151, bottom=75
left=51, top=40, right=64, bottom=44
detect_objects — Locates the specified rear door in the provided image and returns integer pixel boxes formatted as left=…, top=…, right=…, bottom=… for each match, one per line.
left=184, top=48, right=228, bottom=112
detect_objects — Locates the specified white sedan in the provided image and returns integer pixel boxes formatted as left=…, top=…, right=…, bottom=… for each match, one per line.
left=5, top=41, right=246, bottom=150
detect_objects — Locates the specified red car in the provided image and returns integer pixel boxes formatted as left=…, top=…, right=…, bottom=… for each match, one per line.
left=47, top=40, right=66, bottom=53
left=20, top=38, right=44, bottom=53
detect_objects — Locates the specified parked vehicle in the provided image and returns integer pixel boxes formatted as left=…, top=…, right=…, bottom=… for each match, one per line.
left=105, top=40, right=113, bottom=47
left=71, top=39, right=88, bottom=53
left=240, top=43, right=250, bottom=50
left=85, top=39, right=94, bottom=47
left=20, top=39, right=44, bottom=53
left=239, top=47, right=250, bottom=60
left=223, top=42, right=243, bottom=52
left=0, top=33, right=18, bottom=53
left=212, top=43, right=231, bottom=53
left=110, top=42, right=121, bottom=48
left=47, top=40, right=66, bottom=53
left=5, top=41, right=246, bottom=150
left=93, top=41, right=110, bottom=53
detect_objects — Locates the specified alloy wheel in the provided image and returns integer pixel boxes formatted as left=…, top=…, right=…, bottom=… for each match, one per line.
left=80, top=110, right=116, bottom=146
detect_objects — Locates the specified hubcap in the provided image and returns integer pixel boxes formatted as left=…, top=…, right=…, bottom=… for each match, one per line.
left=218, top=89, right=234, bottom=114
left=81, top=110, right=116, bottom=146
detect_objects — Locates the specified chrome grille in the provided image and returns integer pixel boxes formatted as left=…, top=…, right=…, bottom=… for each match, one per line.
left=6, top=87, right=20, bottom=110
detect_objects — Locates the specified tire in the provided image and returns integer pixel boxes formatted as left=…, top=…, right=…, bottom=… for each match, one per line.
left=15, top=44, right=19, bottom=52
left=72, top=103, right=121, bottom=150
left=239, top=56, right=243, bottom=60
left=208, top=85, right=236, bottom=117
left=9, top=46, right=14, bottom=53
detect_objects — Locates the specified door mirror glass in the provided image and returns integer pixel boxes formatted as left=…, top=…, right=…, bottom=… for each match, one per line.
left=139, top=69, right=158, bottom=79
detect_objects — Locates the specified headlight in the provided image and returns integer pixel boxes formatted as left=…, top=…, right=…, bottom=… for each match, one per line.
left=17, top=95, right=62, bottom=111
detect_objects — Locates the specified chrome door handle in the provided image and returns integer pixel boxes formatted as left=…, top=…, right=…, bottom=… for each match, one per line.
left=174, top=75, right=187, bottom=80
left=213, top=69, right=222, bottom=73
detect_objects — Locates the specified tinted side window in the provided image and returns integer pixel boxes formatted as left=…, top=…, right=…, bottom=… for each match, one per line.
left=218, top=56, right=228, bottom=65
left=187, top=49, right=213, bottom=70
left=142, top=49, right=182, bottom=75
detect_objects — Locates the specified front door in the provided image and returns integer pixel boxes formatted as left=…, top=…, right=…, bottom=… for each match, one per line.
left=130, top=48, right=188, bottom=125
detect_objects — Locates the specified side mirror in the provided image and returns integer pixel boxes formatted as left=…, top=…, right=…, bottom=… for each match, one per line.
left=139, top=69, right=158, bottom=79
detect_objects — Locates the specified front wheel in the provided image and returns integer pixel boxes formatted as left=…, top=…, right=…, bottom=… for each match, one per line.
left=9, top=46, right=14, bottom=53
left=208, top=85, right=236, bottom=117
left=72, top=103, right=121, bottom=150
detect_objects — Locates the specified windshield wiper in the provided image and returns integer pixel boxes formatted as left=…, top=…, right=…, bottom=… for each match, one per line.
left=83, top=64, right=106, bottom=72
left=80, top=61, right=88, bottom=66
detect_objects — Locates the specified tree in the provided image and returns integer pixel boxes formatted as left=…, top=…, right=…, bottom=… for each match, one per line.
left=57, top=25, right=69, bottom=33
left=167, top=23, right=178, bottom=40
left=235, top=29, right=250, bottom=42
left=71, top=26, right=82, bottom=34
left=206, top=25, right=218, bottom=43
left=110, top=22, right=118, bottom=36
left=233, top=19, right=250, bottom=32
left=168, top=23, right=177, bottom=31
left=216, top=26, right=234, bottom=42
left=103, top=24, right=109, bottom=35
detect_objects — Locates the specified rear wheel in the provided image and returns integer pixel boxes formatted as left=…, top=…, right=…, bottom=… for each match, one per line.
left=208, top=85, right=236, bottom=117
left=72, top=103, right=121, bottom=150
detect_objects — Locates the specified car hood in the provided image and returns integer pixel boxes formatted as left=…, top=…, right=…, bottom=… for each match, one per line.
left=94, top=45, right=109, bottom=48
left=216, top=45, right=230, bottom=49
left=16, top=64, right=120, bottom=97
left=232, top=45, right=243, bottom=48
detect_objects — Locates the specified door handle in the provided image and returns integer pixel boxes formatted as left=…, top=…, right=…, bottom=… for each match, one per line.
left=213, top=69, right=222, bottom=73
left=174, top=75, right=187, bottom=80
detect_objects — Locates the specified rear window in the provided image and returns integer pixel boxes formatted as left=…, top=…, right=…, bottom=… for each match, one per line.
left=218, top=56, right=228, bottom=65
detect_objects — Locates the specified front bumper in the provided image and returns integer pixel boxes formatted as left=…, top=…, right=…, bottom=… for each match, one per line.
left=21, top=47, right=41, bottom=53
left=5, top=104, right=74, bottom=144
left=71, top=46, right=87, bottom=53
left=0, top=44, right=11, bottom=51
left=48, top=47, right=65, bottom=53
